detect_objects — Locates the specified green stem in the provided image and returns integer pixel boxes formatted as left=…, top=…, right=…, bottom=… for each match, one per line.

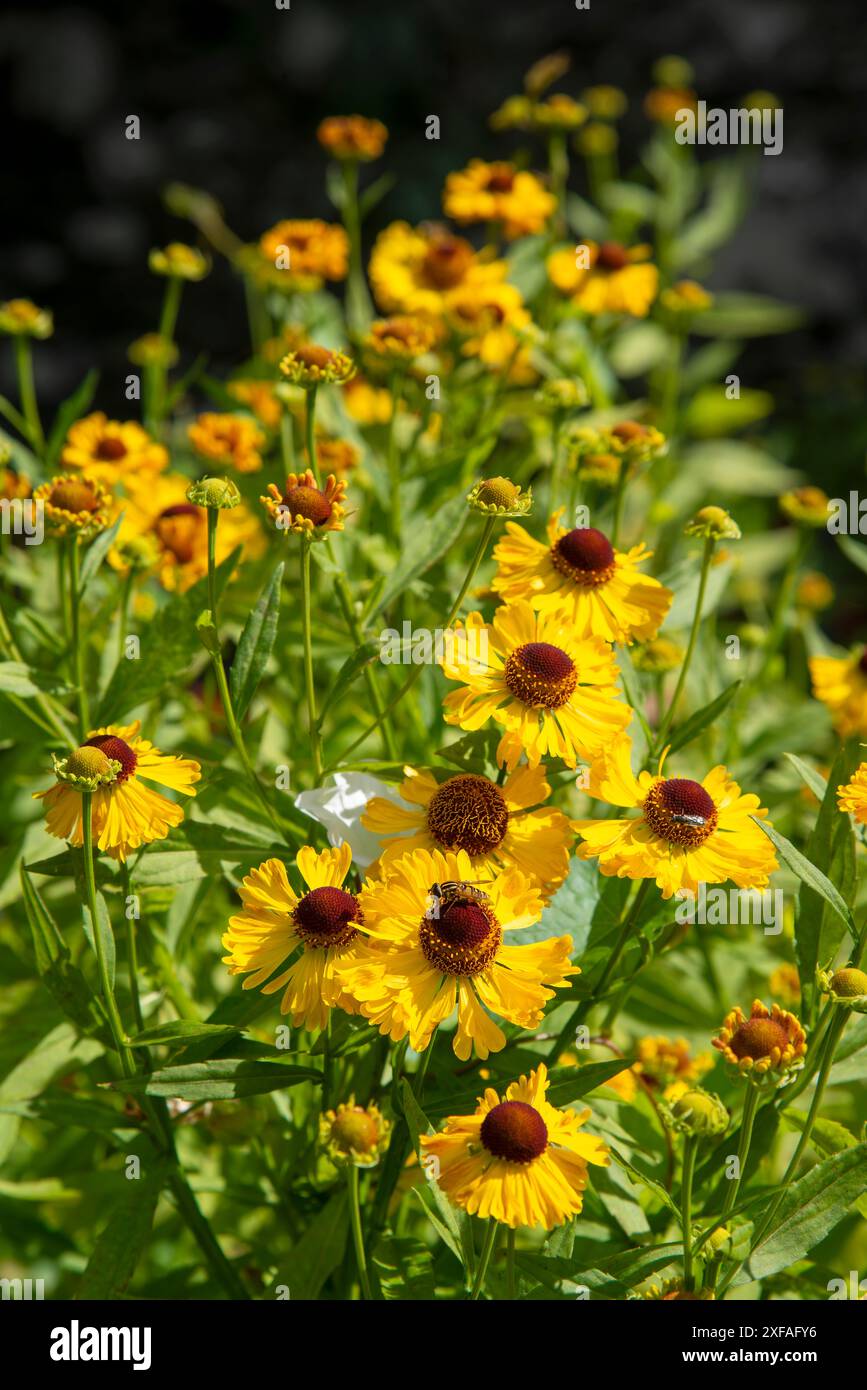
left=205, top=508, right=290, bottom=842
left=68, top=540, right=90, bottom=738
left=347, top=1164, right=373, bottom=1300
left=654, top=535, right=714, bottom=754
left=328, top=515, right=495, bottom=770
left=470, top=1222, right=500, bottom=1300
left=412, top=1032, right=436, bottom=1104
left=709, top=1083, right=761, bottom=1296
left=760, top=529, right=810, bottom=679
left=300, top=540, right=323, bottom=781
left=14, top=337, right=44, bottom=454
left=334, top=570, right=397, bottom=759
left=80, top=793, right=135, bottom=1077
left=548, top=879, right=652, bottom=1064
left=120, top=863, right=145, bottom=1036
left=305, top=384, right=319, bottom=481
left=681, top=1135, right=698, bottom=1291
left=386, top=370, right=405, bottom=540
left=506, top=1227, right=517, bottom=1300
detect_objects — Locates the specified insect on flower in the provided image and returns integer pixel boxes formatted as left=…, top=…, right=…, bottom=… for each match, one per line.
left=425, top=878, right=492, bottom=918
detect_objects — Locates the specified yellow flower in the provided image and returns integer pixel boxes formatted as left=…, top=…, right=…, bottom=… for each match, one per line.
left=769, top=962, right=801, bottom=1007
left=446, top=278, right=537, bottom=381
left=31, top=474, right=113, bottom=541
left=443, top=160, right=556, bottom=240
left=227, top=379, right=283, bottom=430
left=659, top=280, right=714, bottom=315
left=60, top=412, right=168, bottom=483
left=34, top=722, right=200, bottom=862
left=574, top=734, right=779, bottom=899
left=279, top=343, right=355, bottom=388
left=368, top=221, right=508, bottom=318
left=261, top=469, right=347, bottom=538
left=316, top=437, right=360, bottom=475
left=441, top=600, right=631, bottom=772
left=581, top=85, right=628, bottom=119
left=419, top=1063, right=609, bottom=1228
left=361, top=764, right=572, bottom=897
left=127, top=333, right=178, bottom=369
left=810, top=650, right=867, bottom=738
left=258, top=219, right=349, bottom=285
left=547, top=241, right=658, bottom=318
left=795, top=571, right=833, bottom=613
left=342, top=373, right=392, bottom=425
left=148, top=242, right=210, bottom=280
left=780, top=485, right=830, bottom=528
left=531, top=94, right=587, bottom=131
left=1, top=465, right=29, bottom=500
left=362, top=315, right=439, bottom=363
left=0, top=299, right=53, bottom=338
left=838, top=760, right=867, bottom=824
left=320, top=1098, right=391, bottom=1167
left=634, top=1036, right=713, bottom=1095
left=114, top=472, right=263, bottom=591
left=317, top=115, right=388, bottom=162
left=644, top=87, right=698, bottom=124
left=223, top=844, right=368, bottom=1032
left=187, top=412, right=266, bottom=474
left=341, top=849, right=576, bottom=1060
left=713, top=999, right=807, bottom=1078
left=492, top=514, right=673, bottom=644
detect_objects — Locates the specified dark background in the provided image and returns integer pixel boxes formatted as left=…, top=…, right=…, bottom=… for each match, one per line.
left=1, top=0, right=865, bottom=467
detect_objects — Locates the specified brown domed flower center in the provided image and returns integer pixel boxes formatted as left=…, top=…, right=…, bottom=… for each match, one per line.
left=611, top=420, right=649, bottom=444
left=551, top=526, right=616, bottom=587
left=486, top=168, right=515, bottom=193
left=423, top=235, right=474, bottom=288
left=504, top=641, right=578, bottom=709
left=50, top=479, right=101, bottom=513
left=155, top=504, right=203, bottom=563
left=728, top=1017, right=790, bottom=1061
left=95, top=436, right=128, bottom=462
left=419, top=888, right=501, bottom=976
left=642, top=777, right=718, bottom=846
left=84, top=734, right=138, bottom=781
left=296, top=344, right=333, bottom=369
left=293, top=885, right=361, bottom=950
left=283, top=483, right=332, bottom=525
left=331, top=1108, right=378, bottom=1153
left=480, top=1100, right=548, bottom=1163
left=427, top=774, right=509, bottom=855
left=596, top=241, right=630, bottom=271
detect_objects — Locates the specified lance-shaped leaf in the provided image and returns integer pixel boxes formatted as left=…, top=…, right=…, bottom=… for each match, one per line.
left=230, top=561, right=283, bottom=719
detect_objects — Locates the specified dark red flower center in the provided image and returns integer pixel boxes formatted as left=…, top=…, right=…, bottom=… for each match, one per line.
left=486, top=169, right=515, bottom=193
left=419, top=885, right=501, bottom=976
left=293, top=885, right=360, bottom=950
left=426, top=774, right=509, bottom=855
left=436, top=901, right=491, bottom=948
left=480, top=1100, right=548, bottom=1163
left=95, top=436, right=129, bottom=461
left=504, top=641, right=578, bottom=709
left=596, top=241, right=629, bottom=270
left=283, top=483, right=332, bottom=525
left=858, top=648, right=867, bottom=675
left=642, top=777, right=718, bottom=846
left=553, top=527, right=615, bottom=586
left=84, top=734, right=138, bottom=781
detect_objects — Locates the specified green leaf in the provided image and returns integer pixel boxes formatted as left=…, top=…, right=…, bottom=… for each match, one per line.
left=373, top=1235, right=438, bottom=1300
left=78, top=1164, right=166, bottom=1298
left=544, top=1059, right=637, bottom=1107
left=836, top=534, right=867, bottom=576
left=401, top=1079, right=472, bottom=1269
left=97, top=549, right=239, bottom=721
left=285, top=1190, right=347, bottom=1299
left=374, top=492, right=467, bottom=613
left=110, top=1058, right=321, bottom=1101
left=608, top=1145, right=681, bottom=1219
left=45, top=369, right=99, bottom=468
left=742, top=1142, right=867, bottom=1282
left=20, top=868, right=114, bottom=1047
left=78, top=511, right=125, bottom=594
left=0, top=1177, right=81, bottom=1203
left=318, top=639, right=382, bottom=722
left=81, top=890, right=116, bottom=990
left=126, top=1021, right=243, bottom=1048
left=358, top=172, right=397, bottom=220
left=752, top=816, right=854, bottom=938
left=667, top=680, right=741, bottom=754
left=230, top=561, right=283, bottom=719
left=784, top=753, right=828, bottom=803
left=0, top=661, right=72, bottom=697
left=691, top=292, right=804, bottom=339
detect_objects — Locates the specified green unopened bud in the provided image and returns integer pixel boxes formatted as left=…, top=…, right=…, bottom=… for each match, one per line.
left=186, top=477, right=241, bottom=510
left=667, top=1087, right=729, bottom=1138
left=818, top=964, right=867, bottom=1011
left=684, top=505, right=741, bottom=542
left=467, top=476, right=532, bottom=517
left=53, top=747, right=121, bottom=791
